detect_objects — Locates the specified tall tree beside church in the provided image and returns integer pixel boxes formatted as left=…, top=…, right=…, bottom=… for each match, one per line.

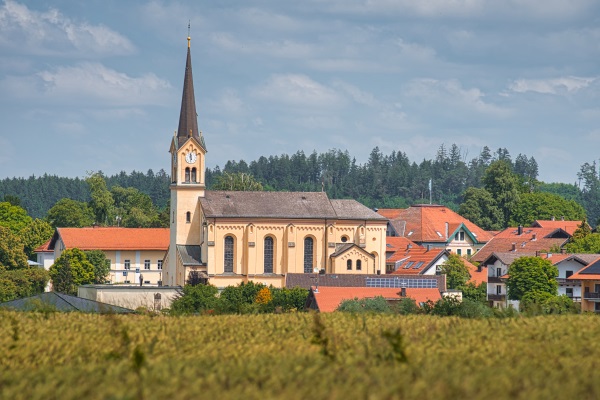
left=86, top=172, right=114, bottom=225
left=46, top=198, right=94, bottom=228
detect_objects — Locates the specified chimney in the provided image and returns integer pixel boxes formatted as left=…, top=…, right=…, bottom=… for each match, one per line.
left=400, top=286, right=406, bottom=297
left=511, top=243, right=516, bottom=252
left=426, top=244, right=431, bottom=251
left=407, top=244, right=413, bottom=250
left=445, top=222, right=449, bottom=239
left=477, top=265, right=482, bottom=272
left=532, top=233, right=537, bottom=241
left=551, top=216, right=555, bottom=221
left=518, top=225, right=523, bottom=235
left=561, top=248, right=566, bottom=254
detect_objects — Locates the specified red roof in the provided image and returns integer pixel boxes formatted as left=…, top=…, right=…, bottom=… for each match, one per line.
left=377, top=208, right=404, bottom=220
left=568, top=256, right=600, bottom=280
left=532, top=220, right=585, bottom=236
left=34, top=239, right=53, bottom=253
left=310, top=286, right=442, bottom=312
left=52, top=227, right=170, bottom=251
left=471, top=226, right=570, bottom=263
left=387, top=204, right=493, bottom=244
left=388, top=247, right=447, bottom=274
left=465, top=259, right=487, bottom=285
left=385, top=236, right=420, bottom=253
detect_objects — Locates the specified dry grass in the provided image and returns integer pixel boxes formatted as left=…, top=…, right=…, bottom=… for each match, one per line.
left=1, top=311, right=600, bottom=399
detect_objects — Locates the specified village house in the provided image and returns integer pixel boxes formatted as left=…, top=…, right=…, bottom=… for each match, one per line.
left=47, top=227, right=169, bottom=285
left=568, top=258, right=600, bottom=312
left=378, top=205, right=493, bottom=257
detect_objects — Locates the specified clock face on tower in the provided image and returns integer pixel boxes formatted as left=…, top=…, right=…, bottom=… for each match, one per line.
left=185, top=152, right=197, bottom=164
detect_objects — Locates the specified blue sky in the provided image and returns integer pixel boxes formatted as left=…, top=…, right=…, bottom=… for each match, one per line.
left=0, top=0, right=599, bottom=184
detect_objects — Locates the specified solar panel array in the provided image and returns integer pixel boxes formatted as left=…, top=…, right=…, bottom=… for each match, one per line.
left=366, top=277, right=438, bottom=289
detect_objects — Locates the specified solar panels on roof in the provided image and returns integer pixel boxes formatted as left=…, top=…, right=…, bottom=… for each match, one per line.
left=366, top=277, right=438, bottom=289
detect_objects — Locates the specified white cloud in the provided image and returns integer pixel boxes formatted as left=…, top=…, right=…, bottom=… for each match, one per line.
left=0, top=62, right=172, bottom=106
left=253, top=74, right=345, bottom=109
left=210, top=32, right=315, bottom=59
left=509, top=76, right=596, bottom=94
left=0, top=0, right=134, bottom=56
left=405, top=78, right=510, bottom=116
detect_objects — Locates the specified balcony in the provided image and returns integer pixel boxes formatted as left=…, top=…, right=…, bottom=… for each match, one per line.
left=488, top=294, right=506, bottom=302
left=488, top=276, right=504, bottom=284
left=583, top=292, right=600, bottom=301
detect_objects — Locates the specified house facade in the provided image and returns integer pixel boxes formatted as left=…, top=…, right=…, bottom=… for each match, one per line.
left=48, top=227, right=169, bottom=285
left=163, top=37, right=388, bottom=288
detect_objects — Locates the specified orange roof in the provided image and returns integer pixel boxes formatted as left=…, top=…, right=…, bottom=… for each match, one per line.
left=388, top=247, right=447, bottom=274
left=52, top=227, right=170, bottom=251
left=310, top=286, right=442, bottom=312
left=34, top=239, right=53, bottom=253
left=465, top=259, right=487, bottom=285
left=471, top=226, right=570, bottom=263
left=385, top=236, right=420, bottom=253
left=388, top=204, right=493, bottom=244
left=377, top=208, right=404, bottom=220
left=532, top=220, right=585, bottom=236
left=568, top=256, right=600, bottom=280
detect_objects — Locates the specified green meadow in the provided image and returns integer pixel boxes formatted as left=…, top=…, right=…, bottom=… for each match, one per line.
left=1, top=311, right=599, bottom=400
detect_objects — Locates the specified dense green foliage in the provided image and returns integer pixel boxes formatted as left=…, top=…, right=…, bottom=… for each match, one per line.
left=520, top=292, right=578, bottom=315
left=0, top=268, right=49, bottom=302
left=439, top=254, right=471, bottom=289
left=49, top=249, right=103, bottom=295
left=170, top=282, right=309, bottom=315
left=506, top=257, right=558, bottom=301
left=509, top=192, right=586, bottom=227
left=4, top=312, right=600, bottom=399
left=0, top=202, right=32, bottom=234
left=211, top=172, right=264, bottom=191
left=19, top=219, right=53, bottom=259
left=45, top=198, right=94, bottom=228
left=83, top=250, right=111, bottom=284
left=0, top=227, right=28, bottom=271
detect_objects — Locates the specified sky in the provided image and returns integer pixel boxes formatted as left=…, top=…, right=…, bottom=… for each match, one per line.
left=1, top=0, right=599, bottom=184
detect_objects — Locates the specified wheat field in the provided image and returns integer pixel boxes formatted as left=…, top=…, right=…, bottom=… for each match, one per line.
left=1, top=311, right=599, bottom=400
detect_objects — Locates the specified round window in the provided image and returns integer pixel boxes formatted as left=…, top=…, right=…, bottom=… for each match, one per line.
left=341, top=236, right=348, bottom=243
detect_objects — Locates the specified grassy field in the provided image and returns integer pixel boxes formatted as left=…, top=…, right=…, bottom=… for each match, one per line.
left=2, top=311, right=600, bottom=400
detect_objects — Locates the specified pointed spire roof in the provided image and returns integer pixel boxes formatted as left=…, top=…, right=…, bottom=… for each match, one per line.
left=176, top=36, right=206, bottom=150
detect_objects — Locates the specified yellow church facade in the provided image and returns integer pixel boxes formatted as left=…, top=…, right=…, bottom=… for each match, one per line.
left=163, top=38, right=387, bottom=288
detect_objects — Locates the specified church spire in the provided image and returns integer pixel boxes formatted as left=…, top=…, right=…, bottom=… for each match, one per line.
left=176, top=33, right=205, bottom=149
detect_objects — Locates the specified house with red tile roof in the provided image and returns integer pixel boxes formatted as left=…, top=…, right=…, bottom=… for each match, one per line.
left=386, top=246, right=449, bottom=275
left=305, top=286, right=442, bottom=312
left=471, top=225, right=571, bottom=264
left=532, top=218, right=588, bottom=236
left=379, top=204, right=493, bottom=257
left=48, top=227, right=170, bottom=285
left=567, top=256, right=600, bottom=312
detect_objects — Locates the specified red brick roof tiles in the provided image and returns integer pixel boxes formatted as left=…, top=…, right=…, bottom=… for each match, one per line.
left=34, top=239, right=52, bottom=253
left=53, top=227, right=169, bottom=251
left=471, top=227, right=569, bottom=263
left=384, top=205, right=493, bottom=244
left=465, top=259, right=487, bottom=285
left=310, top=286, right=442, bottom=312
left=532, top=220, right=585, bottom=236
left=388, top=247, right=447, bottom=274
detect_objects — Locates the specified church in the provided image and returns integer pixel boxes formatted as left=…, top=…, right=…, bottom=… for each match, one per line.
left=163, top=37, right=387, bottom=288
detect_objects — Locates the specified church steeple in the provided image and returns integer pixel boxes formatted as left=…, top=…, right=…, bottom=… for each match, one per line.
left=176, top=35, right=206, bottom=150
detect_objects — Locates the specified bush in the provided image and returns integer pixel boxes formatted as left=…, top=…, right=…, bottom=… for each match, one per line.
left=337, top=296, right=392, bottom=313
left=393, top=298, right=420, bottom=315
left=520, top=291, right=578, bottom=315
left=271, top=286, right=309, bottom=312
left=170, top=284, right=219, bottom=315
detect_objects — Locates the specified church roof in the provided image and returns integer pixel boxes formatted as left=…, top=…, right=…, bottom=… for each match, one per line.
left=176, top=37, right=206, bottom=151
left=199, top=191, right=387, bottom=221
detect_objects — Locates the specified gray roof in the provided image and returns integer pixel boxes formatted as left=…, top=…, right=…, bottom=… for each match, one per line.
left=200, top=191, right=386, bottom=220
left=0, top=292, right=134, bottom=314
left=330, top=199, right=386, bottom=221
left=177, top=245, right=204, bottom=266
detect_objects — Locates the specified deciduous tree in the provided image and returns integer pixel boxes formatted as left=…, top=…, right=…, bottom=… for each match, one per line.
left=0, top=201, right=32, bottom=234
left=49, top=248, right=96, bottom=295
left=0, top=226, right=28, bottom=271
left=19, top=219, right=54, bottom=259
left=46, top=198, right=94, bottom=228
left=211, top=172, right=263, bottom=191
left=506, top=256, right=558, bottom=301
left=439, top=254, right=470, bottom=289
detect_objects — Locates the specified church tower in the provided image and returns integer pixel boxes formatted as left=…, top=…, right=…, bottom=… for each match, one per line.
left=164, top=35, right=207, bottom=286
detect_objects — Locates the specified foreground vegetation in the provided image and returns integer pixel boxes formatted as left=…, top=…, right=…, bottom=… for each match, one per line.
left=2, top=311, right=600, bottom=399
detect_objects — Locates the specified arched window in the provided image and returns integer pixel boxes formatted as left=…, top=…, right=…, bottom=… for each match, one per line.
left=191, top=167, right=197, bottom=183
left=347, top=259, right=352, bottom=270
left=186, top=211, right=191, bottom=223
left=356, top=260, right=362, bottom=271
left=224, top=236, right=234, bottom=273
left=303, top=237, right=314, bottom=274
left=264, top=236, right=274, bottom=274
left=185, top=167, right=190, bottom=183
